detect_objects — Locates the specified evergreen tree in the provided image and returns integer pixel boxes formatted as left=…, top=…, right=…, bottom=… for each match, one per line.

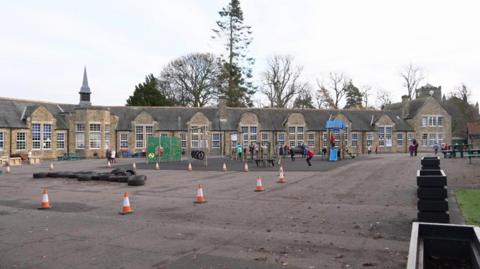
left=212, top=0, right=255, bottom=107
left=126, top=74, right=173, bottom=106
left=292, top=87, right=315, bottom=109
left=344, top=80, right=363, bottom=109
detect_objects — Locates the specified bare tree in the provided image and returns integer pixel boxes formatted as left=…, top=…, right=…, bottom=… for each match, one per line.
left=292, top=84, right=315, bottom=109
left=400, top=63, right=424, bottom=99
left=260, top=55, right=306, bottom=108
left=375, top=89, right=393, bottom=109
left=452, top=83, right=471, bottom=104
left=316, top=80, right=336, bottom=109
left=360, top=85, right=372, bottom=108
left=316, top=72, right=348, bottom=109
left=160, top=53, right=220, bottom=107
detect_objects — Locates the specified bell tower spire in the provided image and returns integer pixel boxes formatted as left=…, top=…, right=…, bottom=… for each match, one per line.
left=79, top=66, right=91, bottom=107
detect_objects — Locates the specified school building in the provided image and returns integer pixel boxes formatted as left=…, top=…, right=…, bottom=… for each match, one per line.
left=0, top=69, right=452, bottom=160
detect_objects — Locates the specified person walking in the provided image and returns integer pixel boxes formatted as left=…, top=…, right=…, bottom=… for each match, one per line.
left=290, top=146, right=295, bottom=161
left=409, top=143, right=415, bottom=157
left=236, top=143, right=243, bottom=160
left=111, top=149, right=116, bottom=163
left=433, top=143, right=440, bottom=155
left=413, top=139, right=419, bottom=156
left=306, top=148, right=314, bottom=166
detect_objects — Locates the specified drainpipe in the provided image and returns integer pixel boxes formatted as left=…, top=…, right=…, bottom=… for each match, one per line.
left=9, top=128, right=12, bottom=157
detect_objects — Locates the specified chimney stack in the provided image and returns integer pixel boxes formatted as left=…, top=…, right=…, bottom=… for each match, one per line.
left=401, top=95, right=410, bottom=119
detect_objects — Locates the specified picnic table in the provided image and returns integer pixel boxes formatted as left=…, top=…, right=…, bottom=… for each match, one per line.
left=466, top=148, right=480, bottom=164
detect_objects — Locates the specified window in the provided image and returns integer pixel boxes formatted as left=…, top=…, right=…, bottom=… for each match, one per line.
left=367, top=132, right=373, bottom=147
left=191, top=125, right=207, bottom=149
left=56, top=132, right=65, bottom=150
left=351, top=133, right=358, bottom=147
left=43, top=124, right=52, bottom=149
left=105, top=124, right=110, bottom=149
left=322, top=133, right=327, bottom=147
left=180, top=132, right=187, bottom=149
left=422, top=133, right=428, bottom=146
left=230, top=132, right=237, bottom=149
left=307, top=132, right=315, bottom=147
left=241, top=126, right=257, bottom=147
left=76, top=123, right=85, bottom=149
left=89, top=123, right=101, bottom=149
left=334, top=129, right=340, bottom=144
left=212, top=133, right=221, bottom=148
left=429, top=133, right=436, bottom=146
left=32, top=123, right=41, bottom=149
left=422, top=116, right=444, bottom=127
left=16, top=132, right=26, bottom=150
left=288, top=126, right=304, bottom=146
left=277, top=132, right=286, bottom=147
left=261, top=132, right=269, bottom=146
left=397, top=133, right=403, bottom=146
left=120, top=133, right=129, bottom=149
left=135, top=125, right=153, bottom=149
left=160, top=133, right=168, bottom=139
left=0, top=132, right=3, bottom=151
left=378, top=126, right=392, bottom=147
left=344, top=127, right=349, bottom=146
left=408, top=133, right=414, bottom=144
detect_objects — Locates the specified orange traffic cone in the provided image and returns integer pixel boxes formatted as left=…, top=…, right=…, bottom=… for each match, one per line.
left=107, top=161, right=111, bottom=168
left=6, top=166, right=11, bottom=174
left=194, top=184, right=206, bottom=203
left=155, top=162, right=160, bottom=170
left=38, top=189, right=51, bottom=209
left=119, top=192, right=133, bottom=215
left=188, top=162, right=192, bottom=171
left=132, top=162, right=137, bottom=170
left=255, top=176, right=265, bottom=192
left=244, top=162, right=249, bottom=172
left=49, top=163, right=54, bottom=170
left=222, top=162, right=227, bottom=171
left=277, top=170, right=286, bottom=183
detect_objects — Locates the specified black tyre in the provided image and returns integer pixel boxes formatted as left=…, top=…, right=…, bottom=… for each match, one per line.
left=109, top=175, right=128, bottom=182
left=417, top=199, right=448, bottom=212
left=417, top=212, right=450, bottom=223
left=197, top=151, right=205, bottom=160
left=33, top=172, right=48, bottom=179
left=111, top=168, right=128, bottom=176
left=126, top=169, right=136, bottom=176
left=77, top=174, right=92, bottom=181
left=128, top=175, right=146, bottom=186
left=91, top=173, right=101, bottom=180
left=99, top=173, right=111, bottom=181
left=417, top=187, right=448, bottom=199
left=47, top=172, right=60, bottom=178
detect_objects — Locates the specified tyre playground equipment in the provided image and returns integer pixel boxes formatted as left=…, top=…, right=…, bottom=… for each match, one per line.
left=146, top=136, right=182, bottom=164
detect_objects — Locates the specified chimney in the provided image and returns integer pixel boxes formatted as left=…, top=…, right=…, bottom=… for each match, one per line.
left=218, top=96, right=228, bottom=121
left=401, top=95, right=410, bottom=119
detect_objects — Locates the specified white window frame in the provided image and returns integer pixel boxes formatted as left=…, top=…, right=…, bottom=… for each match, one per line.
left=191, top=125, right=207, bottom=149
left=43, top=123, right=52, bottom=150
left=422, top=115, right=444, bottom=127
left=240, top=125, right=257, bottom=148
left=32, top=123, right=41, bottom=150
left=397, top=133, right=403, bottom=147
left=351, top=132, right=358, bottom=147
left=307, top=132, right=315, bottom=147
left=120, top=133, right=129, bottom=149
left=367, top=132, right=373, bottom=147
left=261, top=132, right=269, bottom=146
left=180, top=132, right=187, bottom=149
left=422, top=133, right=428, bottom=146
left=277, top=132, right=286, bottom=147
left=56, top=131, right=66, bottom=150
left=135, top=124, right=153, bottom=149
left=89, top=123, right=101, bottom=149
left=16, top=131, right=26, bottom=150
left=76, top=123, right=85, bottom=149
left=378, top=126, right=392, bottom=147
left=212, top=132, right=221, bottom=148
left=288, top=126, right=305, bottom=147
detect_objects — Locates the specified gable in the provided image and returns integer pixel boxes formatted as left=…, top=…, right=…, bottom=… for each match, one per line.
left=30, top=106, right=55, bottom=122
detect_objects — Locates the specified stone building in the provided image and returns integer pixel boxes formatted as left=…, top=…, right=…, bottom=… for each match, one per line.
left=0, top=70, right=452, bottom=160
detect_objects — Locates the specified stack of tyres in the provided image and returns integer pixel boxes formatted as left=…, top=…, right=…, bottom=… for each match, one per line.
left=417, top=157, right=449, bottom=223
left=191, top=150, right=205, bottom=160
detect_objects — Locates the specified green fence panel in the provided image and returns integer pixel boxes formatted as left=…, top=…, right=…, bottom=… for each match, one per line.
left=147, top=136, right=181, bottom=163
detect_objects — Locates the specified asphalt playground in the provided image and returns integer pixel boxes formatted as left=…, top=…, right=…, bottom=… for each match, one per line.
left=0, top=153, right=475, bottom=268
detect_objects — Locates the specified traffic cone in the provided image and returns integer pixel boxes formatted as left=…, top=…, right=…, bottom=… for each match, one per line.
left=244, top=162, right=249, bottom=172
left=155, top=162, right=160, bottom=170
left=119, top=192, right=133, bottom=215
left=6, top=166, right=11, bottom=174
left=132, top=162, right=136, bottom=170
left=107, top=161, right=111, bottom=168
left=255, top=176, right=265, bottom=192
left=277, top=170, right=286, bottom=183
left=194, top=184, right=206, bottom=203
left=38, top=189, right=51, bottom=209
left=279, top=166, right=284, bottom=175
left=49, top=163, right=54, bottom=170
left=222, top=162, right=227, bottom=171
left=188, top=162, right=192, bottom=171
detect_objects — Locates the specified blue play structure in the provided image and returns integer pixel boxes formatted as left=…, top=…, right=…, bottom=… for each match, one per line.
left=325, top=119, right=346, bottom=162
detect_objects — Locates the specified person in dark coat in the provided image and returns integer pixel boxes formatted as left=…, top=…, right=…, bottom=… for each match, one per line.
left=290, top=147, right=295, bottom=161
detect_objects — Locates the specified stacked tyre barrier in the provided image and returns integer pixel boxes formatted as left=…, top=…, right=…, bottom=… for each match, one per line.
left=191, top=150, right=205, bottom=160
left=33, top=168, right=146, bottom=186
left=416, top=156, right=449, bottom=223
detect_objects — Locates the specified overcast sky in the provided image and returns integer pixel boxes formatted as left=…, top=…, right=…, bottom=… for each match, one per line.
left=1, top=0, right=479, bottom=107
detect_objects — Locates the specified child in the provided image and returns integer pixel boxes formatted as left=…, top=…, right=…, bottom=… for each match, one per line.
left=306, top=148, right=314, bottom=166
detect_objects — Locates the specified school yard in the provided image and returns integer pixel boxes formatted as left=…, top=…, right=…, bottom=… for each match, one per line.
left=0, top=154, right=478, bottom=268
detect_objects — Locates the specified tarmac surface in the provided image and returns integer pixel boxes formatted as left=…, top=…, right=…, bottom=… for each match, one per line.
left=0, top=153, right=477, bottom=268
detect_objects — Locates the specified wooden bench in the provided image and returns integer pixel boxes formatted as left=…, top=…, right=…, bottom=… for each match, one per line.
left=29, top=157, right=41, bottom=165
left=57, top=154, right=83, bottom=161
left=8, top=157, right=22, bottom=166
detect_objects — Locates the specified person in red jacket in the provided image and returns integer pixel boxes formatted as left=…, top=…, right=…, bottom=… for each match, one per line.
left=306, top=148, right=314, bottom=166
